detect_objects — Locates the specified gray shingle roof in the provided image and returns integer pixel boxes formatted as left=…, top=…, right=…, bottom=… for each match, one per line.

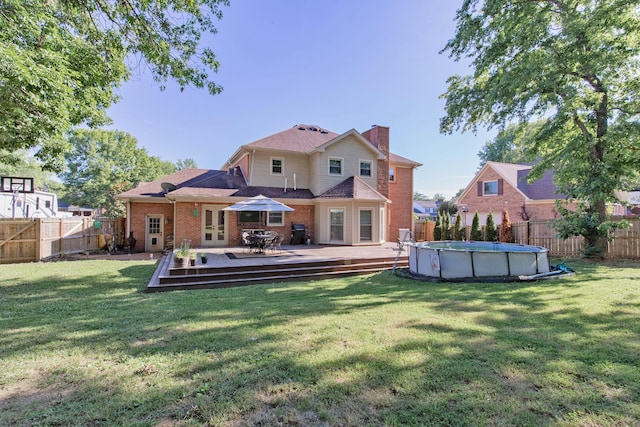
left=317, top=176, right=388, bottom=201
left=117, top=169, right=247, bottom=199
left=245, top=125, right=339, bottom=153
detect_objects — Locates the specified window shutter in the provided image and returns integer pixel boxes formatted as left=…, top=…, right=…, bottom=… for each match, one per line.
left=498, top=179, right=504, bottom=195
left=477, top=181, right=483, bottom=196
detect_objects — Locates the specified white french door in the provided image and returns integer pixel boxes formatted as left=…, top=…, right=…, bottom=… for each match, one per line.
left=202, top=206, right=227, bottom=246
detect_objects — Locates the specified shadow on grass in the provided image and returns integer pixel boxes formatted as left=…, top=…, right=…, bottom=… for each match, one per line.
left=1, top=261, right=639, bottom=425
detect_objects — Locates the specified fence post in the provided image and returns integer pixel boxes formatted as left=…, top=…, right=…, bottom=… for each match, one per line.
left=35, top=218, right=41, bottom=262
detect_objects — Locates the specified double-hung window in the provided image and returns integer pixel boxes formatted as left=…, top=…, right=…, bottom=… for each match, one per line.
left=329, top=158, right=343, bottom=175
left=271, top=157, right=283, bottom=175
left=359, top=161, right=372, bottom=177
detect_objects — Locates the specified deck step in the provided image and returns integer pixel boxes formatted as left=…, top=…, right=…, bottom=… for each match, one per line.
left=148, top=256, right=407, bottom=292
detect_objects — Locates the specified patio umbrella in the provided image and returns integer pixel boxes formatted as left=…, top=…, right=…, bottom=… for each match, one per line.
left=222, top=194, right=294, bottom=212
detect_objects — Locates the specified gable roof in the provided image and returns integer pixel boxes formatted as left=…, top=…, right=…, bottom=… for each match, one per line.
left=316, top=176, right=389, bottom=202
left=223, top=123, right=421, bottom=168
left=312, top=128, right=386, bottom=159
left=458, top=161, right=562, bottom=202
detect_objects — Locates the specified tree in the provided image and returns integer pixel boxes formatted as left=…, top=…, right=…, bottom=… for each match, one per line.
left=478, top=122, right=542, bottom=168
left=470, top=212, right=482, bottom=241
left=441, top=1, right=640, bottom=257
left=454, top=213, right=465, bottom=241
left=433, top=212, right=442, bottom=241
left=499, top=208, right=514, bottom=243
left=442, top=212, right=451, bottom=240
left=0, top=150, right=64, bottom=193
left=176, top=158, right=198, bottom=170
left=1, top=0, right=228, bottom=172
left=61, top=129, right=176, bottom=216
left=485, top=212, right=498, bottom=242
left=438, top=200, right=458, bottom=217
left=414, top=191, right=430, bottom=201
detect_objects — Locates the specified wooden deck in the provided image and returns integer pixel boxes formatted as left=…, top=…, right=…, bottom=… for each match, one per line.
left=147, top=243, right=409, bottom=292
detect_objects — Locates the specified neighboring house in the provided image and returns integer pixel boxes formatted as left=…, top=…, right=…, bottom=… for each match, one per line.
left=0, top=176, right=59, bottom=218
left=413, top=200, right=438, bottom=221
left=117, top=124, right=422, bottom=251
left=615, top=189, right=640, bottom=215
left=456, top=161, right=565, bottom=225
left=57, top=201, right=97, bottom=217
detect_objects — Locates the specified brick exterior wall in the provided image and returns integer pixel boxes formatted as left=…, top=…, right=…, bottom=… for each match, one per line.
left=458, top=167, right=563, bottom=224
left=388, top=166, right=414, bottom=242
left=128, top=202, right=173, bottom=251
left=172, top=202, right=205, bottom=247
left=362, top=126, right=390, bottom=199
left=226, top=204, right=315, bottom=247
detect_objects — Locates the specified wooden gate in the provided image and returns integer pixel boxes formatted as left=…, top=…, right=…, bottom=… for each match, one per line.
left=0, top=219, right=38, bottom=263
left=0, top=217, right=125, bottom=264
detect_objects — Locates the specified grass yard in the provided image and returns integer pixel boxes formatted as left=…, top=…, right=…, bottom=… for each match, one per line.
left=1, top=258, right=639, bottom=426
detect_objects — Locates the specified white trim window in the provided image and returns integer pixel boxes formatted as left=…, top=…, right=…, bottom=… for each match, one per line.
left=389, top=167, right=395, bottom=182
left=267, top=211, right=284, bottom=226
left=359, top=160, right=372, bottom=177
left=271, top=157, right=284, bottom=175
left=483, top=180, right=499, bottom=196
left=359, top=209, right=373, bottom=241
left=329, top=158, right=343, bottom=175
left=330, top=208, right=344, bottom=241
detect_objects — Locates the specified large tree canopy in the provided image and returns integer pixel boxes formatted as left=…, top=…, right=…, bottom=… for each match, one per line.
left=477, top=122, right=542, bottom=168
left=441, top=0, right=640, bottom=257
left=61, top=129, right=176, bottom=216
left=0, top=0, right=227, bottom=172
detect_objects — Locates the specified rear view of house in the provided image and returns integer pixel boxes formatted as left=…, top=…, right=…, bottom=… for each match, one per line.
left=117, top=124, right=422, bottom=252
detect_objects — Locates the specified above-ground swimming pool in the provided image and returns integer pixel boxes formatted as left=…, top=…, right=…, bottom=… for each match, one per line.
left=409, top=241, right=550, bottom=279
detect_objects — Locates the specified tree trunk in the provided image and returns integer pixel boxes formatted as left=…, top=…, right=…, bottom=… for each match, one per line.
left=584, top=200, right=608, bottom=258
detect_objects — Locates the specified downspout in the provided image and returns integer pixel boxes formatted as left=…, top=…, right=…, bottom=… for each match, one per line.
left=126, top=200, right=131, bottom=238
left=249, top=150, right=255, bottom=186
left=171, top=199, right=177, bottom=245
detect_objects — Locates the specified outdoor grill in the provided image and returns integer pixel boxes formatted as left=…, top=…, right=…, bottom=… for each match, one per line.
left=290, top=223, right=307, bottom=245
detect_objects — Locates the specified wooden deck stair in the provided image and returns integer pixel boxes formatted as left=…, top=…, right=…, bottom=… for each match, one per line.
left=148, top=255, right=408, bottom=292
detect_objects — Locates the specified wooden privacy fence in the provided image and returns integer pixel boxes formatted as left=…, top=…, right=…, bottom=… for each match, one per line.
left=414, top=217, right=639, bottom=259
left=0, top=217, right=125, bottom=264
left=512, top=217, right=640, bottom=258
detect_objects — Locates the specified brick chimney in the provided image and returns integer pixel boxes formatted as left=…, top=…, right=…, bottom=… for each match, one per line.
left=362, top=125, right=390, bottom=198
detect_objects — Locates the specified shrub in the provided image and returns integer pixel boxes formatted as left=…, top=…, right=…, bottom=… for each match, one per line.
left=499, top=208, right=514, bottom=243
left=454, top=214, right=465, bottom=240
left=470, top=212, right=482, bottom=241
left=442, top=213, right=451, bottom=240
left=485, top=212, right=498, bottom=241
left=433, top=212, right=442, bottom=241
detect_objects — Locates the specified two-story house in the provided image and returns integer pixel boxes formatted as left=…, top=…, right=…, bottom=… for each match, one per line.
left=456, top=161, right=565, bottom=226
left=117, top=124, right=421, bottom=252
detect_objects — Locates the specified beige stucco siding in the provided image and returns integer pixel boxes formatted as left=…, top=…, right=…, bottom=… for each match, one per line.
left=249, top=151, right=310, bottom=189
left=309, top=135, right=378, bottom=196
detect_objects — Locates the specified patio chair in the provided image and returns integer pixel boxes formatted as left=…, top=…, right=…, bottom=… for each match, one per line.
left=267, top=234, right=285, bottom=253
left=242, top=232, right=260, bottom=254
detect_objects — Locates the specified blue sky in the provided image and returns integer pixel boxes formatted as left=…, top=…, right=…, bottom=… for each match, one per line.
left=107, top=0, right=495, bottom=199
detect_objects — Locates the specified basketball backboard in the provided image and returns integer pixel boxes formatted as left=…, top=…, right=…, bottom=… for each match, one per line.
left=1, top=176, right=35, bottom=193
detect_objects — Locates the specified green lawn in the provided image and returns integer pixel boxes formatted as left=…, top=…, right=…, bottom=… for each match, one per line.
left=1, top=259, right=639, bottom=426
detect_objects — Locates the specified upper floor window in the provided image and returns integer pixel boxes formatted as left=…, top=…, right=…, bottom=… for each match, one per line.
left=329, top=158, right=343, bottom=175
left=389, top=167, right=395, bottom=182
left=484, top=180, right=498, bottom=195
left=359, top=160, right=372, bottom=177
left=478, top=179, right=503, bottom=196
left=271, top=157, right=283, bottom=175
